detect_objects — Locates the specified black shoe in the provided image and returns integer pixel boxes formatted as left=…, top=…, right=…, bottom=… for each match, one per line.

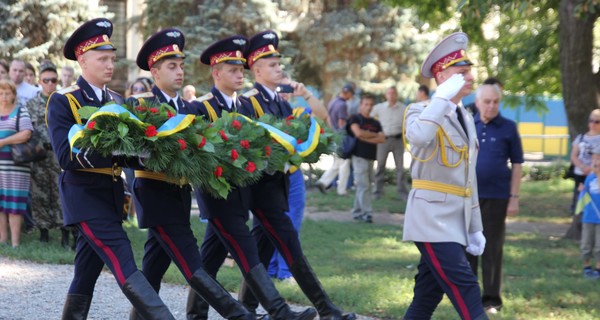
left=317, top=183, right=327, bottom=194
left=362, top=215, right=373, bottom=223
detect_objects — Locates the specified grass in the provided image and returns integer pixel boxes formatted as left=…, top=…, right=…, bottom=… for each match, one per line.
left=1, top=178, right=595, bottom=319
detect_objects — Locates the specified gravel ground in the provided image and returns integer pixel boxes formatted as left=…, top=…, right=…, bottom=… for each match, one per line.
left=0, top=256, right=376, bottom=320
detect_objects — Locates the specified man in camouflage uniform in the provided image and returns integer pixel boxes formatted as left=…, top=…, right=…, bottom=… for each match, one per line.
left=26, top=60, right=70, bottom=246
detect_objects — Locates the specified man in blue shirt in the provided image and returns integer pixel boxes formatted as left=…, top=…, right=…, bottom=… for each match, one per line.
left=467, top=83, right=524, bottom=314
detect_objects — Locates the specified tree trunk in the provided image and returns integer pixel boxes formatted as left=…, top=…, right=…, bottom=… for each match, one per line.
left=559, top=0, right=599, bottom=137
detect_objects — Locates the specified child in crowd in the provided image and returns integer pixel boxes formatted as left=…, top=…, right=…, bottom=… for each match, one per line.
left=576, top=145, right=600, bottom=279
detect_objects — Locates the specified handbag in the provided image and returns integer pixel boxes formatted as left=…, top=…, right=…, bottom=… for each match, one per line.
left=10, top=107, right=47, bottom=165
left=563, top=134, right=582, bottom=180
left=338, top=115, right=364, bottom=159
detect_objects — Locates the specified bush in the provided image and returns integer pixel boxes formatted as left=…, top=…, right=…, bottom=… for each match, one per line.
left=526, top=162, right=569, bottom=181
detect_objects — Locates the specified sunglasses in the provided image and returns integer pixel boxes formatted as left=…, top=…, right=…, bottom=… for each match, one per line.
left=589, top=119, right=600, bottom=124
left=42, top=78, right=58, bottom=84
left=132, top=86, right=146, bottom=93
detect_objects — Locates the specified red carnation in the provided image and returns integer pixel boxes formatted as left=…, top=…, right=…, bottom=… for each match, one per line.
left=86, top=120, right=96, bottom=130
left=297, top=139, right=303, bottom=144
left=246, top=161, right=257, bottom=173
left=231, top=149, right=239, bottom=161
left=264, top=146, right=272, bottom=157
left=214, top=166, right=223, bottom=177
left=145, top=125, right=157, bottom=137
left=219, top=130, right=228, bottom=141
left=167, top=110, right=175, bottom=118
left=150, top=107, right=159, bottom=113
left=285, top=120, right=291, bottom=126
left=240, top=140, right=250, bottom=149
left=286, top=115, right=294, bottom=121
left=178, top=139, right=187, bottom=150
left=135, top=105, right=147, bottom=112
left=320, top=127, right=325, bottom=134
left=198, top=135, right=206, bottom=148
left=232, top=120, right=242, bottom=130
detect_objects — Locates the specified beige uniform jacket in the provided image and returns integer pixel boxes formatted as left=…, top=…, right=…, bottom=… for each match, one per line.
left=402, top=98, right=482, bottom=246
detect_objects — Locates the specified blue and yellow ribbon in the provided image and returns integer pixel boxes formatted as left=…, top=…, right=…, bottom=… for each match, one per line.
left=156, top=114, right=196, bottom=137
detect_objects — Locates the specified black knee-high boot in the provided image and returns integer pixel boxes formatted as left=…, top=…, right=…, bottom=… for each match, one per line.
left=61, top=294, right=92, bottom=320
left=289, top=256, right=357, bottom=320
left=186, top=287, right=210, bottom=320
left=244, top=264, right=317, bottom=320
left=121, top=271, right=175, bottom=320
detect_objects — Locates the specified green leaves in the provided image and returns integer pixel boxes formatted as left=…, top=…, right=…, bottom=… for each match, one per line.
left=78, top=107, right=99, bottom=120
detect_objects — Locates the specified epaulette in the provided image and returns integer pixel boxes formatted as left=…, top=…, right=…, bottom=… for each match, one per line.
left=131, top=92, right=155, bottom=99
left=57, top=85, right=80, bottom=94
left=195, top=92, right=213, bottom=103
left=242, top=88, right=259, bottom=98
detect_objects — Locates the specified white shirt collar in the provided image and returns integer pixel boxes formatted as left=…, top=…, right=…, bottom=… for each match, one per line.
left=218, top=90, right=235, bottom=110
left=160, top=90, right=180, bottom=111
left=88, top=83, right=106, bottom=102
left=262, top=85, right=277, bottom=101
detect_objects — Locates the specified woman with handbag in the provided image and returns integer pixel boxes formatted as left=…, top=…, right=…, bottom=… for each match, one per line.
left=0, top=79, right=33, bottom=248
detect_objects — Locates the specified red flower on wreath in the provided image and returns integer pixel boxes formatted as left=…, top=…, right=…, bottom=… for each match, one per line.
left=264, top=145, right=272, bottom=157
left=150, top=107, right=159, bottom=113
left=285, top=120, right=291, bottom=126
left=297, top=139, right=303, bottom=144
left=198, top=135, right=206, bottom=148
left=286, top=115, right=294, bottom=121
left=232, top=120, right=242, bottom=130
left=320, top=127, right=325, bottom=134
left=87, top=120, right=96, bottom=130
left=245, top=161, right=257, bottom=173
left=145, top=125, right=157, bottom=137
left=240, top=140, right=250, bottom=149
left=219, top=130, right=228, bottom=141
left=167, top=110, right=175, bottom=119
left=214, top=166, right=223, bottom=177
left=178, top=139, right=187, bottom=150
left=231, top=149, right=239, bottom=161
left=135, top=105, right=147, bottom=112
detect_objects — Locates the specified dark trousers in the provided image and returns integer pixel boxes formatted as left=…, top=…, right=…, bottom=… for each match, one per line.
left=141, top=224, right=204, bottom=291
left=571, top=174, right=587, bottom=214
left=466, top=198, right=508, bottom=307
left=68, top=218, right=138, bottom=295
left=405, top=242, right=485, bottom=320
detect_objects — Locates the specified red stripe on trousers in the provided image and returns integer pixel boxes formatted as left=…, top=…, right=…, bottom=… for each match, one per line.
left=156, top=225, right=192, bottom=279
left=252, top=208, right=294, bottom=266
left=80, top=222, right=127, bottom=286
left=424, top=242, right=471, bottom=320
left=212, top=218, right=251, bottom=273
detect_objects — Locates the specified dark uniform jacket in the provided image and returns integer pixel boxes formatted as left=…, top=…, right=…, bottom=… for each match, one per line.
left=47, top=76, right=127, bottom=225
left=126, top=85, right=197, bottom=228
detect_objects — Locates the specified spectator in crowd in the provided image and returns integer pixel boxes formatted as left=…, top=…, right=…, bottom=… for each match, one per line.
left=348, top=93, right=384, bottom=223
left=125, top=78, right=152, bottom=99
left=567, top=109, right=600, bottom=240
left=467, top=84, right=523, bottom=314
left=60, top=65, right=75, bottom=88
left=26, top=61, right=70, bottom=246
left=268, top=72, right=328, bottom=280
left=0, top=79, right=33, bottom=248
left=316, top=83, right=355, bottom=196
left=345, top=82, right=360, bottom=116
left=24, top=62, right=37, bottom=86
left=0, top=60, right=9, bottom=80
left=182, top=84, right=197, bottom=102
left=576, top=144, right=600, bottom=279
left=370, top=86, right=409, bottom=200
left=9, top=59, right=40, bottom=107
left=464, top=77, right=503, bottom=115
left=403, top=32, right=487, bottom=320
left=415, top=84, right=430, bottom=102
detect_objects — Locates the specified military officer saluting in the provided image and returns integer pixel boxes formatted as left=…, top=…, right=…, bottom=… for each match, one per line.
left=185, top=35, right=317, bottom=320
left=238, top=30, right=357, bottom=320
left=402, top=32, right=488, bottom=320
left=46, top=18, right=175, bottom=319
left=127, top=29, right=254, bottom=320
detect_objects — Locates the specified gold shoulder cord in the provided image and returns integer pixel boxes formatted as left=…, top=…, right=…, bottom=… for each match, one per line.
left=402, top=104, right=468, bottom=167
left=202, top=101, right=218, bottom=122
left=250, top=96, right=264, bottom=118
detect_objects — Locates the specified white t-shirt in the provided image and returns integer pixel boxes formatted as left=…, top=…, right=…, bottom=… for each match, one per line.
left=574, top=133, right=600, bottom=175
left=16, top=82, right=40, bottom=107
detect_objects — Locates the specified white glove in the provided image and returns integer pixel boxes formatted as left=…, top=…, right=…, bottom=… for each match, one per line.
left=433, top=73, right=465, bottom=100
left=466, top=231, right=486, bottom=256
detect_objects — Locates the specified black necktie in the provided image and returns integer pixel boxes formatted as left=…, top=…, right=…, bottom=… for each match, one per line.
left=100, top=90, right=107, bottom=105
left=168, top=99, right=177, bottom=110
left=456, top=107, right=468, bottom=137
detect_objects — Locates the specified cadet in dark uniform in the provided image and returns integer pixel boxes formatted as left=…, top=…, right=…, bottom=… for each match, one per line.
left=126, top=29, right=253, bottom=320
left=46, top=18, right=174, bottom=320
left=185, top=35, right=317, bottom=320
left=238, top=30, right=356, bottom=320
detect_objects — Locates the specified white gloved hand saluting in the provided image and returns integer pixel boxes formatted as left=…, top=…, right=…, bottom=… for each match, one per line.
left=433, top=73, right=465, bottom=101
left=466, top=231, right=486, bottom=256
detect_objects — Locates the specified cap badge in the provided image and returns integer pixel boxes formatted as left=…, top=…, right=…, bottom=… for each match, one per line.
left=236, top=51, right=242, bottom=57
left=166, top=31, right=181, bottom=38
left=263, top=33, right=276, bottom=39
left=233, top=39, right=246, bottom=45
left=455, top=35, right=467, bottom=44
left=173, top=44, right=179, bottom=51
left=96, top=21, right=111, bottom=28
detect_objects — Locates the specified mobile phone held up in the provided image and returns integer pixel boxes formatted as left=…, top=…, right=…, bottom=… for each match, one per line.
left=276, top=84, right=294, bottom=93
